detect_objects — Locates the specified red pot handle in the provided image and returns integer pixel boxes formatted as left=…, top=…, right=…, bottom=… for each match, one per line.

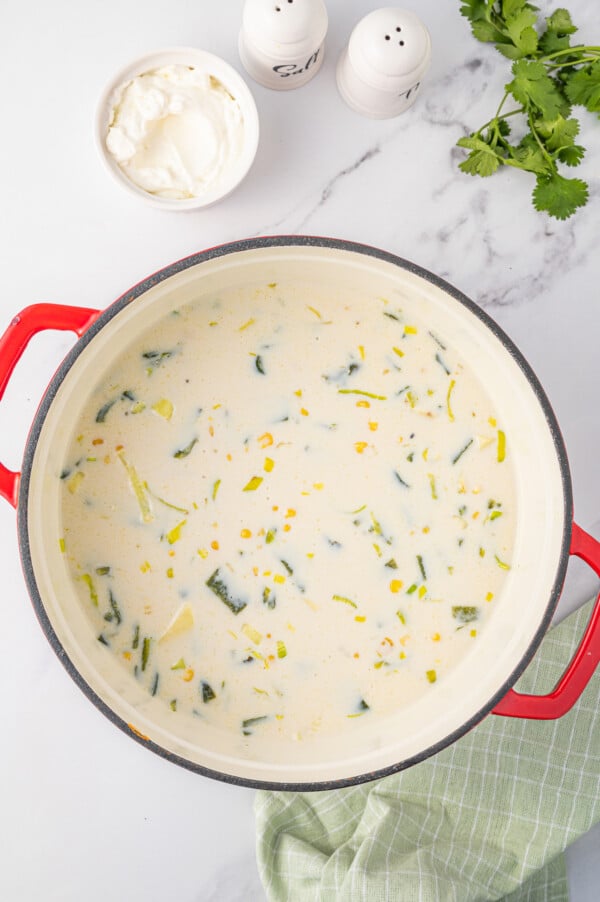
left=0, top=303, right=101, bottom=507
left=492, top=521, right=600, bottom=719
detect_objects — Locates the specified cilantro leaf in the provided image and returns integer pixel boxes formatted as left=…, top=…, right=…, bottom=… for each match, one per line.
left=532, top=173, right=589, bottom=219
left=496, top=43, right=529, bottom=60
left=545, top=9, right=578, bottom=35
left=506, top=60, right=566, bottom=119
left=460, top=0, right=495, bottom=21
left=457, top=136, right=501, bottom=176
left=512, top=139, right=551, bottom=175
left=472, top=20, right=509, bottom=44
left=501, top=0, right=527, bottom=18
left=564, top=61, right=600, bottom=114
left=461, top=0, right=514, bottom=44
left=535, top=115, right=579, bottom=152
left=497, top=118, right=511, bottom=137
left=538, top=29, right=571, bottom=55
left=557, top=144, right=585, bottom=166
left=539, top=9, right=577, bottom=54
left=505, top=9, right=538, bottom=55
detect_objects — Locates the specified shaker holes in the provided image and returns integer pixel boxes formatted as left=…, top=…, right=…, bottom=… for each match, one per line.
left=386, top=27, right=404, bottom=44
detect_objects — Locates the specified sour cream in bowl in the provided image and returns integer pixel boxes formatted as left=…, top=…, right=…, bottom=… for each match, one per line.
left=95, top=48, right=260, bottom=210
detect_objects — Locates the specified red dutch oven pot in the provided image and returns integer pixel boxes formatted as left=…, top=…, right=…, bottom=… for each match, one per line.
left=1, top=237, right=599, bottom=789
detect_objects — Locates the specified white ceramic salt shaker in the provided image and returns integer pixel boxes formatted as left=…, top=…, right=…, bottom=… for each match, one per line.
left=336, top=8, right=431, bottom=119
left=239, top=0, right=328, bottom=90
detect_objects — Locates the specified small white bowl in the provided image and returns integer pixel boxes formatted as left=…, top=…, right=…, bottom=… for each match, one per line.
left=95, top=48, right=260, bottom=211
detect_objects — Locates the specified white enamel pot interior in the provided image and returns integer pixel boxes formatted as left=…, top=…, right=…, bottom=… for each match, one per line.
left=17, top=237, right=571, bottom=789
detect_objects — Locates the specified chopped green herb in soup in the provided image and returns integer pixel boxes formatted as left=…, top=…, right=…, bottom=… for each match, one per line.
left=59, top=282, right=516, bottom=742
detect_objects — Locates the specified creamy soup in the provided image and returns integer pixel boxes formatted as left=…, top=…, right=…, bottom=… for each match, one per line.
left=59, top=281, right=516, bottom=742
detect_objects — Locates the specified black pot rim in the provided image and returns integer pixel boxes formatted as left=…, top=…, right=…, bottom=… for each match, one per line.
left=16, top=235, right=573, bottom=791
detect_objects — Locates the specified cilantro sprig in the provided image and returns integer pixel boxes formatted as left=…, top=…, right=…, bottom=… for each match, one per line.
left=458, top=2, right=599, bottom=219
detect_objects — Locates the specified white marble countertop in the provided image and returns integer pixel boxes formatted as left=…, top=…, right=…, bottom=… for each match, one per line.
left=0, top=1, right=598, bottom=899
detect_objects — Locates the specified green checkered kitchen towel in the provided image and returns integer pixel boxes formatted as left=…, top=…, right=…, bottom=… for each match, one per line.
left=255, top=598, right=600, bottom=901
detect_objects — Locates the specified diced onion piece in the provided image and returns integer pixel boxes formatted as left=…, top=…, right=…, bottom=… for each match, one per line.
left=242, top=623, right=263, bottom=645
left=159, top=603, right=195, bottom=643
left=67, top=471, right=85, bottom=494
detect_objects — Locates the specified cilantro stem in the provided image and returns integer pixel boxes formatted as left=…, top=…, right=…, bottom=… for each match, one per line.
left=475, top=107, right=522, bottom=139
left=489, top=9, right=508, bottom=37
left=494, top=91, right=510, bottom=120
left=538, top=45, right=600, bottom=63
left=546, top=56, right=600, bottom=71
left=497, top=157, right=537, bottom=171
left=528, top=113, right=554, bottom=167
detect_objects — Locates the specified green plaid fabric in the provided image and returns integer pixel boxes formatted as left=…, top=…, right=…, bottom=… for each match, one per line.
left=255, top=599, right=600, bottom=901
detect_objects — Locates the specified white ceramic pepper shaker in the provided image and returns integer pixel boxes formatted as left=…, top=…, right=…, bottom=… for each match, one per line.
left=336, top=8, right=431, bottom=119
left=239, top=0, right=328, bottom=90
